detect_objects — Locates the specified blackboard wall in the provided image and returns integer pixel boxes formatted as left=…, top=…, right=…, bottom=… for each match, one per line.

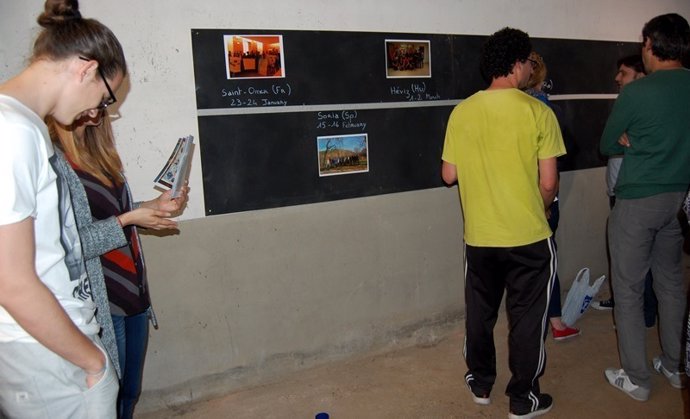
left=191, top=29, right=637, bottom=215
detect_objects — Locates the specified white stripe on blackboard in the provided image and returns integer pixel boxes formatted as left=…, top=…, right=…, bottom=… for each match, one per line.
left=198, top=94, right=618, bottom=116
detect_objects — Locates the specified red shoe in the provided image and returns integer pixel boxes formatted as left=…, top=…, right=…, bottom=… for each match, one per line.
left=552, top=326, right=580, bottom=341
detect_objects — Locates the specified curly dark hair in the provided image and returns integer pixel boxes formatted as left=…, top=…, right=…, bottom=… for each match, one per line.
left=642, top=13, right=690, bottom=62
left=480, top=27, right=532, bottom=81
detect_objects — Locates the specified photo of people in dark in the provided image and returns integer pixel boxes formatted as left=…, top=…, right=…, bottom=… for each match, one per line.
left=385, top=40, right=431, bottom=78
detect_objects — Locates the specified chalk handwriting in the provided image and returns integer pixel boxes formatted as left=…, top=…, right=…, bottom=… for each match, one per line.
left=220, top=83, right=292, bottom=107
left=389, top=81, right=440, bottom=101
left=316, top=110, right=367, bottom=131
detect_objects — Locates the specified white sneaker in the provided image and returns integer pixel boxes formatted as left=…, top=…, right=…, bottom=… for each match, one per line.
left=604, top=368, right=650, bottom=401
left=652, top=356, right=686, bottom=389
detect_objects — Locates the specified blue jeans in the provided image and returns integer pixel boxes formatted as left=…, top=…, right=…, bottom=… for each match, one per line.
left=112, top=311, right=149, bottom=419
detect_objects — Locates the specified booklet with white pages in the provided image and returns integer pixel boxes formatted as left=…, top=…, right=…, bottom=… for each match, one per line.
left=154, top=135, right=194, bottom=198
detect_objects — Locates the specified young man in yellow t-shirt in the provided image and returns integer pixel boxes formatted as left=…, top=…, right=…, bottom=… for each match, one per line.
left=441, top=27, right=565, bottom=419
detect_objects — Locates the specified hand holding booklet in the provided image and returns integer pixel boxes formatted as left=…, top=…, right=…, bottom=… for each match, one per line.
left=154, top=135, right=194, bottom=198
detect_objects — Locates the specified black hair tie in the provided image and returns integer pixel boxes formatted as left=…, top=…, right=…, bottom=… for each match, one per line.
left=64, top=10, right=82, bottom=21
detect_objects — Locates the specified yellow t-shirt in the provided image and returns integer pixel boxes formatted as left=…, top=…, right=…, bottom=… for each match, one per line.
left=442, top=88, right=565, bottom=247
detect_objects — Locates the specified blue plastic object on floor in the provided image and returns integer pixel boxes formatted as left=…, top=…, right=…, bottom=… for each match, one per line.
left=315, top=413, right=329, bottom=419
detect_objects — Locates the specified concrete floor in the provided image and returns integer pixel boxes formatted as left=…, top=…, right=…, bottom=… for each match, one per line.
left=137, top=304, right=690, bottom=419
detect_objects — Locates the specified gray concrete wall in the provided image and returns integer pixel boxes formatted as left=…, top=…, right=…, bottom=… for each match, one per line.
left=2, top=0, right=689, bottom=414
left=140, top=187, right=465, bottom=409
left=557, top=168, right=612, bottom=280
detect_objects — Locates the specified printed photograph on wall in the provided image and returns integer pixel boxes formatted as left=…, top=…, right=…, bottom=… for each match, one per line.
left=317, top=134, right=369, bottom=177
left=385, top=39, right=431, bottom=78
left=224, top=34, right=285, bottom=79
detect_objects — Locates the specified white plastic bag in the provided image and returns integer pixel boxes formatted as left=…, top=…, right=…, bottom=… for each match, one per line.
left=561, top=268, right=606, bottom=327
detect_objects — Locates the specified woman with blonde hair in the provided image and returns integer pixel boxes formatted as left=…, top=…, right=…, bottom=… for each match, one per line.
left=0, top=0, right=126, bottom=417
left=525, top=52, right=549, bottom=104
left=524, top=51, right=580, bottom=341
left=51, top=110, right=187, bottom=419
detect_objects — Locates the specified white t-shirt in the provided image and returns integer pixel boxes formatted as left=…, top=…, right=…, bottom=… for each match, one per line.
left=0, top=94, right=98, bottom=342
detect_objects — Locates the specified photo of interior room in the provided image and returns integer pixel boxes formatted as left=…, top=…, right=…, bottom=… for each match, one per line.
left=224, top=34, right=285, bottom=79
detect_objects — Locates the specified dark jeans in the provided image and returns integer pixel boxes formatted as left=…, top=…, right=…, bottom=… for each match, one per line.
left=112, top=311, right=149, bottom=419
left=643, top=270, right=658, bottom=327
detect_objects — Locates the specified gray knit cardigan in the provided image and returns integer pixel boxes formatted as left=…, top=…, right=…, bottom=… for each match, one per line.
left=53, top=149, right=127, bottom=378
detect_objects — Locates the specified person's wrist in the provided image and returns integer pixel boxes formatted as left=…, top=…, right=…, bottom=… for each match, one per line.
left=85, top=364, right=106, bottom=376
left=83, top=348, right=106, bottom=375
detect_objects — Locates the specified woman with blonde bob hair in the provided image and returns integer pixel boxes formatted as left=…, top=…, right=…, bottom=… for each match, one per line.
left=525, top=51, right=549, bottom=102
left=527, top=52, right=547, bottom=92
left=51, top=111, right=187, bottom=419
left=524, top=51, right=580, bottom=341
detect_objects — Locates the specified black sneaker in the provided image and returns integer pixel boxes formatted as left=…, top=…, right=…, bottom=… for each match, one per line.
left=591, top=298, right=614, bottom=310
left=509, top=393, right=553, bottom=419
left=464, top=372, right=490, bottom=405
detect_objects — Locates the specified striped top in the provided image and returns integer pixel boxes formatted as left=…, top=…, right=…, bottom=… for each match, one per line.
left=71, top=163, right=151, bottom=316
